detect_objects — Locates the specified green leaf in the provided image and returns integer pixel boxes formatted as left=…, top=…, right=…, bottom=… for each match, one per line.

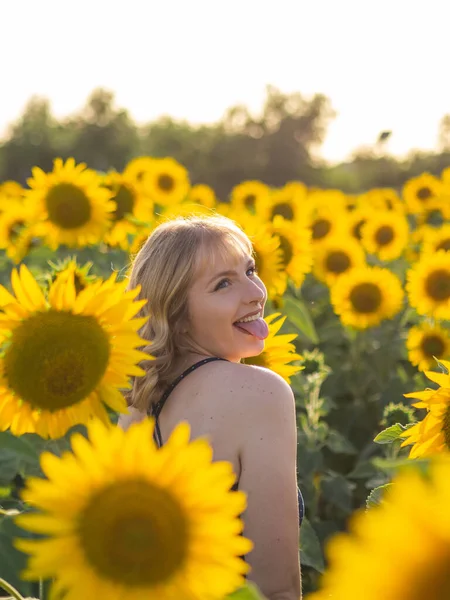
left=0, top=433, right=39, bottom=462
left=227, top=582, right=266, bottom=599
left=373, top=423, right=415, bottom=444
left=0, top=510, right=35, bottom=597
left=283, top=296, right=319, bottom=344
left=320, top=473, right=355, bottom=514
left=372, top=456, right=430, bottom=473
left=366, top=483, right=394, bottom=509
left=325, top=430, right=357, bottom=455
left=299, top=517, right=325, bottom=573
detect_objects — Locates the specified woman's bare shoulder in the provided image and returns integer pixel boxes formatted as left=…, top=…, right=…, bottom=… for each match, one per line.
left=117, top=406, right=147, bottom=431
left=205, top=361, right=294, bottom=413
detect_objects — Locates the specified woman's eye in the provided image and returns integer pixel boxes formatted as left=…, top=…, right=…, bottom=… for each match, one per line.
left=247, top=266, right=257, bottom=277
left=215, top=278, right=231, bottom=291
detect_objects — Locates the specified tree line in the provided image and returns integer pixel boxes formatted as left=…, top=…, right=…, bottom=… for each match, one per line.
left=1, top=86, right=449, bottom=198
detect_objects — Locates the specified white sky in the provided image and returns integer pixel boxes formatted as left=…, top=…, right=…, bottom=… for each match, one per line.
left=1, top=0, right=449, bottom=163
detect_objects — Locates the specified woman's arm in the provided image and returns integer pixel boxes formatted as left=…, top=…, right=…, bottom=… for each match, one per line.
left=236, top=369, right=301, bottom=600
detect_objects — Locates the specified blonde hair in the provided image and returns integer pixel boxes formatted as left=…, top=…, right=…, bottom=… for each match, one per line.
left=126, top=215, right=253, bottom=412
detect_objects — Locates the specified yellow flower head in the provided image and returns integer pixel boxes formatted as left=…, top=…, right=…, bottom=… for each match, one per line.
left=407, top=251, right=450, bottom=319
left=402, top=173, right=443, bottom=215
left=102, top=170, right=154, bottom=250
left=244, top=313, right=303, bottom=382
left=358, top=188, right=404, bottom=213
left=406, top=323, right=450, bottom=372
left=422, top=224, right=450, bottom=256
left=258, top=181, right=308, bottom=223
left=15, top=418, right=252, bottom=600
left=270, top=215, right=313, bottom=288
left=0, top=265, right=149, bottom=438
left=331, top=266, right=404, bottom=329
left=143, top=157, right=190, bottom=207
left=361, top=210, right=409, bottom=261
left=308, top=204, right=348, bottom=245
left=313, top=235, right=366, bottom=286
left=230, top=180, right=271, bottom=215
left=25, top=158, right=115, bottom=249
left=188, top=183, right=218, bottom=208
left=416, top=196, right=450, bottom=229
left=400, top=360, right=450, bottom=458
left=310, top=457, right=450, bottom=600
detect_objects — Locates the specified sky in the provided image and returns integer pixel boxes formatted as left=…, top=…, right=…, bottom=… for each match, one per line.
left=1, top=0, right=449, bottom=163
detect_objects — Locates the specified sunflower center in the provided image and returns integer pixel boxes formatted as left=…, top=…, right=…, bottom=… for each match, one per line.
left=375, top=225, right=394, bottom=246
left=112, top=184, right=135, bottom=221
left=244, top=194, right=256, bottom=211
left=421, top=335, right=446, bottom=358
left=349, top=283, right=382, bottom=314
left=325, top=251, right=351, bottom=274
left=78, top=479, right=188, bottom=586
left=45, top=183, right=92, bottom=229
left=417, top=186, right=432, bottom=201
left=3, top=310, right=110, bottom=411
left=271, top=202, right=294, bottom=221
left=278, top=235, right=293, bottom=266
left=312, top=218, right=331, bottom=240
left=425, top=269, right=450, bottom=301
left=437, top=239, right=450, bottom=252
left=353, top=219, right=365, bottom=240
left=158, top=174, right=175, bottom=192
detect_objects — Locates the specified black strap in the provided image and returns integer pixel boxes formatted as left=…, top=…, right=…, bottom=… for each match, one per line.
left=150, top=357, right=228, bottom=447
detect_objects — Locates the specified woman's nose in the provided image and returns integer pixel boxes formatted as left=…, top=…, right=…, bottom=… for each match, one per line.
left=246, top=278, right=266, bottom=305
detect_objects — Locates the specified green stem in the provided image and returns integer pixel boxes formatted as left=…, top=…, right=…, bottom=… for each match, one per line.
left=39, top=578, right=45, bottom=600
left=0, top=578, right=26, bottom=600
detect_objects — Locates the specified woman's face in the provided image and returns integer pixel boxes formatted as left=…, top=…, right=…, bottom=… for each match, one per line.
left=186, top=247, right=267, bottom=362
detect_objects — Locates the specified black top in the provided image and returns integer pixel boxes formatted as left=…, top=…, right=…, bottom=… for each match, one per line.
left=149, top=357, right=304, bottom=523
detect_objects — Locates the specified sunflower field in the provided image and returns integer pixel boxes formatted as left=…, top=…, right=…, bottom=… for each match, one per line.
left=1, top=155, right=450, bottom=599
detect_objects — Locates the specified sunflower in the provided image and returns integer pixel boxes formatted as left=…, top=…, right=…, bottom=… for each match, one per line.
left=358, top=188, right=404, bottom=213
left=308, top=204, right=348, bottom=245
left=270, top=215, right=313, bottom=288
left=229, top=180, right=271, bottom=214
left=102, top=171, right=153, bottom=250
left=416, top=197, right=450, bottom=229
left=346, top=206, right=374, bottom=242
left=47, top=257, right=98, bottom=294
left=307, top=189, right=348, bottom=212
left=400, top=362, right=450, bottom=458
left=313, top=235, right=366, bottom=286
left=402, top=173, right=443, bottom=214
left=0, top=203, right=39, bottom=263
left=309, top=458, right=450, bottom=600
left=244, top=313, right=302, bottom=382
left=361, top=210, right=409, bottom=261
left=188, top=183, right=218, bottom=208
left=15, top=418, right=252, bottom=600
left=331, top=266, right=404, bottom=329
left=123, top=156, right=157, bottom=182
left=406, top=323, right=450, bottom=371
left=407, top=251, right=450, bottom=319
left=0, top=180, right=24, bottom=203
left=143, top=157, right=190, bottom=207
left=232, top=211, right=287, bottom=299
left=422, top=224, right=450, bottom=255
left=258, top=182, right=307, bottom=223
left=0, top=265, right=150, bottom=439
left=25, top=158, right=114, bottom=249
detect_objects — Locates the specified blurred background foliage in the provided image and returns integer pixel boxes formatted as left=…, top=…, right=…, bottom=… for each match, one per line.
left=3, top=85, right=450, bottom=197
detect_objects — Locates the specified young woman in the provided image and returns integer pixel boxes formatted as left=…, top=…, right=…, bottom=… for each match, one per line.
left=119, top=215, right=303, bottom=600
